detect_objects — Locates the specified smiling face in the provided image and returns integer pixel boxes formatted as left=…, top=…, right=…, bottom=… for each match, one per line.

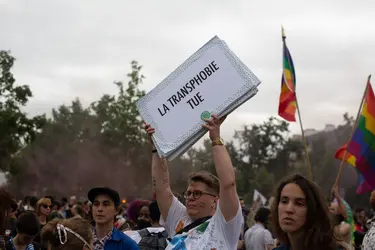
left=278, top=183, right=308, bottom=233
left=185, top=181, right=217, bottom=220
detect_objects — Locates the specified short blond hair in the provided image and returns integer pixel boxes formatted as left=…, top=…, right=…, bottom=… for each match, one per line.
left=36, top=198, right=52, bottom=216
left=189, top=171, right=220, bottom=196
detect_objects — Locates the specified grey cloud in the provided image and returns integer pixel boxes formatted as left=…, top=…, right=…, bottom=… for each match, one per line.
left=1, top=0, right=374, bottom=135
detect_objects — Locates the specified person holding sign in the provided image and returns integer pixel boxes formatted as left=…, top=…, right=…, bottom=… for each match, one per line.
left=145, top=114, right=243, bottom=250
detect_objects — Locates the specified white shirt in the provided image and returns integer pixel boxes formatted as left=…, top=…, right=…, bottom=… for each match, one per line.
left=164, top=196, right=243, bottom=250
left=363, top=220, right=375, bottom=250
left=244, top=223, right=274, bottom=250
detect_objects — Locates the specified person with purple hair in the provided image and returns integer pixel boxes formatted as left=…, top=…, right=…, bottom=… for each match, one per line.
left=126, top=200, right=151, bottom=230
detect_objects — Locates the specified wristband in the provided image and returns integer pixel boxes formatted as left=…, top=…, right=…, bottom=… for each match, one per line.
left=152, top=149, right=157, bottom=153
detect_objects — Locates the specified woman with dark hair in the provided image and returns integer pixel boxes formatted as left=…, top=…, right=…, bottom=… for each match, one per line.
left=271, top=174, right=340, bottom=250
left=126, top=200, right=151, bottom=230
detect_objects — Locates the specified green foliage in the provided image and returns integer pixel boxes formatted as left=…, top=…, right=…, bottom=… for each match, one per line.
left=4, top=55, right=367, bottom=207
left=0, top=51, right=46, bottom=173
left=189, top=116, right=303, bottom=199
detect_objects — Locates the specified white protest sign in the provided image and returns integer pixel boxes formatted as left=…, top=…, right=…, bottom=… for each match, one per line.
left=253, top=189, right=267, bottom=206
left=137, top=36, right=260, bottom=158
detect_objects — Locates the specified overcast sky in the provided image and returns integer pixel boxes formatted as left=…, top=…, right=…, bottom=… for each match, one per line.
left=1, top=0, right=375, bottom=142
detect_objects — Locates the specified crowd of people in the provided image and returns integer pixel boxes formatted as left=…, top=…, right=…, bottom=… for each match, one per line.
left=0, top=114, right=374, bottom=250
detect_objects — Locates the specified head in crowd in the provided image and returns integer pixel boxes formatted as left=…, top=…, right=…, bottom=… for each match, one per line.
left=88, top=187, right=120, bottom=226
left=14, top=212, right=40, bottom=246
left=51, top=201, right=60, bottom=212
left=184, top=171, right=219, bottom=220
left=254, top=207, right=270, bottom=229
left=136, top=204, right=151, bottom=230
left=239, top=197, right=245, bottom=207
left=72, top=204, right=85, bottom=218
left=0, top=188, right=17, bottom=234
left=354, top=208, right=366, bottom=226
left=29, top=196, right=39, bottom=210
left=149, top=200, right=161, bottom=225
left=83, top=200, right=90, bottom=213
left=126, top=199, right=151, bottom=227
left=36, top=198, right=52, bottom=217
left=41, top=217, right=93, bottom=250
left=271, top=174, right=337, bottom=249
left=60, top=197, right=68, bottom=209
left=23, top=196, right=30, bottom=210
left=68, top=196, right=76, bottom=209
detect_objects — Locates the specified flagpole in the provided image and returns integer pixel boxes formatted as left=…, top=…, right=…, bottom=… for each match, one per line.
left=282, top=26, right=313, bottom=180
left=333, top=75, right=371, bottom=187
left=295, top=96, right=313, bottom=180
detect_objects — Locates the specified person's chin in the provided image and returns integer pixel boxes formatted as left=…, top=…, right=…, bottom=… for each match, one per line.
left=281, top=225, right=299, bottom=233
left=94, top=217, right=108, bottom=224
left=187, top=208, right=198, bottom=218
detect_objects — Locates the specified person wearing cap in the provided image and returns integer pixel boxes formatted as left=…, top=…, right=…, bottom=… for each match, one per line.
left=88, top=187, right=139, bottom=250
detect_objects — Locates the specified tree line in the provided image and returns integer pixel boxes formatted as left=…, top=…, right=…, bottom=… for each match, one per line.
left=0, top=51, right=368, bottom=208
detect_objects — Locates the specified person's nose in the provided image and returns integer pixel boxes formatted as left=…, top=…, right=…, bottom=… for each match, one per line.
left=285, top=202, right=295, bottom=214
left=97, top=204, right=104, bottom=212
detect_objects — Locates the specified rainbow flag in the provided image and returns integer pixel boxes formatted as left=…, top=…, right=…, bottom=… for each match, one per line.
left=335, top=143, right=356, bottom=166
left=335, top=76, right=375, bottom=190
left=334, top=144, right=373, bottom=194
left=278, top=27, right=297, bottom=122
left=356, top=172, right=373, bottom=194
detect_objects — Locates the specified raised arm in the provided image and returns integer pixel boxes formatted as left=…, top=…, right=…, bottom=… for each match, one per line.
left=146, top=124, right=174, bottom=220
left=202, top=115, right=239, bottom=222
left=332, top=186, right=348, bottom=219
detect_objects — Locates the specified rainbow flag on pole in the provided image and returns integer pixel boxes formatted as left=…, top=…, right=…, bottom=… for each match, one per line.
left=334, top=144, right=372, bottom=194
left=335, top=76, right=375, bottom=191
left=278, top=27, right=297, bottom=122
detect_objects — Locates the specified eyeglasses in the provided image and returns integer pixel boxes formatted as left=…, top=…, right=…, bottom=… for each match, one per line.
left=183, top=190, right=216, bottom=200
left=42, top=204, right=52, bottom=209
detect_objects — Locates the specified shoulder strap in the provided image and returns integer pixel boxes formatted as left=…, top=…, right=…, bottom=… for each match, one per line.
left=160, top=230, right=168, bottom=238
left=138, top=229, right=150, bottom=238
left=176, top=216, right=212, bottom=235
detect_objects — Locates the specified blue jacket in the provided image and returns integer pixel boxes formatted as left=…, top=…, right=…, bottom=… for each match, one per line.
left=104, top=228, right=139, bottom=250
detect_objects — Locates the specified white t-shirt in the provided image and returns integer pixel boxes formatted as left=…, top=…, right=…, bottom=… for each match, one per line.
left=244, top=223, right=274, bottom=250
left=165, top=196, right=243, bottom=250
left=363, top=219, right=375, bottom=250
left=124, top=227, right=166, bottom=244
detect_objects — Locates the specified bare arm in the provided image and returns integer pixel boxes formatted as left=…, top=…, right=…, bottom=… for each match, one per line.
left=145, top=123, right=174, bottom=221
left=337, top=223, right=351, bottom=236
left=151, top=148, right=174, bottom=221
left=332, top=187, right=348, bottom=219
left=213, top=145, right=239, bottom=222
left=203, top=115, right=239, bottom=222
